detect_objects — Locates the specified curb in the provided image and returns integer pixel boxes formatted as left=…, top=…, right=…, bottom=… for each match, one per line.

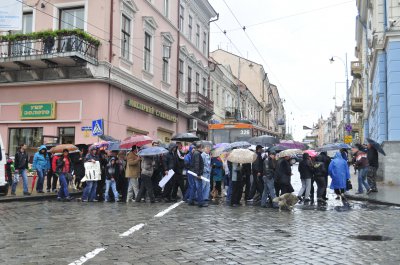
left=347, top=195, right=400, bottom=207
left=0, top=191, right=83, bottom=203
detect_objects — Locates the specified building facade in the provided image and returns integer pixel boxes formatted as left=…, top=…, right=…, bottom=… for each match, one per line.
left=0, top=0, right=217, bottom=155
left=355, top=0, right=400, bottom=183
left=210, top=49, right=286, bottom=138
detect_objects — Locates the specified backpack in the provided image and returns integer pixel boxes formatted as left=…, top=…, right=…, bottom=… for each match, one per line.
left=184, top=152, right=192, bottom=169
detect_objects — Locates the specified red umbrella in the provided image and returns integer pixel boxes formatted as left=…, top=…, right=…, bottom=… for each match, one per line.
left=119, top=135, right=153, bottom=149
left=31, top=173, right=37, bottom=193
left=304, top=149, right=318, bottom=158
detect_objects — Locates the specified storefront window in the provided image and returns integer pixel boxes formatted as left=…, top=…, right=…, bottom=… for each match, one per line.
left=8, top=128, right=43, bottom=156
left=58, top=127, right=75, bottom=144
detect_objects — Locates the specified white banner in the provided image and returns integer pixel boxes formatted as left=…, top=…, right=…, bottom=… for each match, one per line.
left=159, top=169, right=174, bottom=188
left=81, top=161, right=101, bottom=182
left=0, top=0, right=23, bottom=31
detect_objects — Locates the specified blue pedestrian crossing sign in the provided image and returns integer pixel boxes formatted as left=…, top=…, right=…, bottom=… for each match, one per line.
left=92, top=119, right=104, bottom=136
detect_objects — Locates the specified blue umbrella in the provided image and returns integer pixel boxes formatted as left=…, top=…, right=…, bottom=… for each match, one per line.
left=138, top=146, right=168, bottom=157
left=108, top=141, right=130, bottom=151
left=223, top=141, right=251, bottom=152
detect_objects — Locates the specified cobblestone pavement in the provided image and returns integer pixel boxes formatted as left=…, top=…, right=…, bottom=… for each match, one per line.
left=1, top=166, right=400, bottom=265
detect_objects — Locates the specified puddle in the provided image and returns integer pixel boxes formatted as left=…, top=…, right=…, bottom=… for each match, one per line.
left=349, top=235, right=393, bottom=241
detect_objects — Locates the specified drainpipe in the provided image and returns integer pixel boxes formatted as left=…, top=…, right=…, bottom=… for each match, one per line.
left=383, top=0, right=389, bottom=141
left=175, top=1, right=181, bottom=133
left=107, top=0, right=114, bottom=135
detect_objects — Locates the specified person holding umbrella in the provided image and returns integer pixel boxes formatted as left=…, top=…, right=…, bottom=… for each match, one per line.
left=367, top=141, right=379, bottom=193
left=32, top=145, right=50, bottom=193
left=135, top=156, right=156, bottom=203
left=55, top=149, right=73, bottom=201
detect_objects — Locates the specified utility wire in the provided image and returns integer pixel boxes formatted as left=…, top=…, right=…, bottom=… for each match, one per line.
left=221, top=0, right=303, bottom=112
left=213, top=0, right=353, bottom=34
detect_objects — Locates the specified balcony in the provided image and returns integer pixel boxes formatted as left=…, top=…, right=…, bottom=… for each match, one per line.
left=351, top=97, right=363, bottom=112
left=225, top=107, right=239, bottom=119
left=0, top=30, right=99, bottom=71
left=186, top=92, right=214, bottom=121
left=351, top=61, right=362, bottom=78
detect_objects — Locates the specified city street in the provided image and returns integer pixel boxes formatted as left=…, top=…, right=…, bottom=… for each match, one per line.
left=1, top=166, right=400, bottom=265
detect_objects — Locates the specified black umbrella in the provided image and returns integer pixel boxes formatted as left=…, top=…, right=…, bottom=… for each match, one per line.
left=366, top=138, right=386, bottom=156
left=171, top=132, right=199, bottom=142
left=248, top=135, right=279, bottom=146
left=268, top=145, right=289, bottom=153
left=99, top=135, right=119, bottom=142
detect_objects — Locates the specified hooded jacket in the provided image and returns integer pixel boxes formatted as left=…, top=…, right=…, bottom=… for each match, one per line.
left=32, top=145, right=50, bottom=171
left=328, top=152, right=350, bottom=189
left=298, top=153, right=313, bottom=179
left=141, top=157, right=155, bottom=177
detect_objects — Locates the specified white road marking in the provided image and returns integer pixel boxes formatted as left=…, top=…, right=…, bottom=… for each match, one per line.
left=154, top=201, right=184, bottom=217
left=119, top=223, right=146, bottom=238
left=68, top=247, right=106, bottom=265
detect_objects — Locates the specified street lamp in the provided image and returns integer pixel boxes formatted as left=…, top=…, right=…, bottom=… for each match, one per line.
left=329, top=54, right=350, bottom=138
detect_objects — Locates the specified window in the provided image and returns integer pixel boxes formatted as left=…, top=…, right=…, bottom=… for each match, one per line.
left=188, top=16, right=193, bottom=41
left=179, top=59, right=184, bottom=92
left=144, top=32, right=152, bottom=72
left=13, top=12, right=33, bottom=55
left=203, top=32, right=207, bottom=54
left=121, top=15, right=131, bottom=60
left=58, top=127, right=75, bottom=144
left=60, top=7, right=84, bottom=29
left=164, top=0, right=169, bottom=18
left=202, top=77, right=207, bottom=96
left=8, top=128, right=43, bottom=156
left=179, top=5, right=184, bottom=32
left=187, top=66, right=192, bottom=93
left=195, top=72, right=200, bottom=92
left=162, top=58, right=169, bottom=83
left=216, top=85, right=219, bottom=105
left=195, top=24, right=200, bottom=48
left=210, top=81, right=214, bottom=101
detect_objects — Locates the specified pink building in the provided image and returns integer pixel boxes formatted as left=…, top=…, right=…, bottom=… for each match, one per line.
left=0, top=0, right=216, bottom=155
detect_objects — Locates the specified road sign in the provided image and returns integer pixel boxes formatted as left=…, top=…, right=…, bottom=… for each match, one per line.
left=92, top=119, right=104, bottom=136
left=344, top=135, right=353, bottom=144
left=81, top=126, right=92, bottom=131
left=345, top=124, right=352, bottom=132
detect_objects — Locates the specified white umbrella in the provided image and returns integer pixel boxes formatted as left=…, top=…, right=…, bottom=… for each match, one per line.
left=277, top=149, right=302, bottom=158
left=227, top=149, right=257, bottom=164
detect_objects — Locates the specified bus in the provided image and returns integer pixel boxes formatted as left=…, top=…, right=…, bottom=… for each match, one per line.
left=208, top=122, right=279, bottom=144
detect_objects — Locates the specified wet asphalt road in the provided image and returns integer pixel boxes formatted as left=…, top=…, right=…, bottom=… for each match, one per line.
left=1, top=165, right=400, bottom=265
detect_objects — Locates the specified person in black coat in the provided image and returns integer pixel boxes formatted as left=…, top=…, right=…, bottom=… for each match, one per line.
left=275, top=155, right=294, bottom=196
left=367, top=144, right=379, bottom=192
left=248, top=145, right=264, bottom=202
left=318, top=151, right=331, bottom=200
left=73, top=151, right=86, bottom=190
left=162, top=143, right=178, bottom=202
left=297, top=153, right=313, bottom=201
left=172, top=142, right=185, bottom=201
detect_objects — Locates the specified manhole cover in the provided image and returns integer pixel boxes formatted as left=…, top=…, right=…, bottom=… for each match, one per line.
left=349, top=235, right=392, bottom=241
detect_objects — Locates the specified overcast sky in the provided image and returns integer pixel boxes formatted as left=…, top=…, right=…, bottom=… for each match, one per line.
left=208, top=0, right=358, bottom=141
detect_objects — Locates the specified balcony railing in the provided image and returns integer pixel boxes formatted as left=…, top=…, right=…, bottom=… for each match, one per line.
left=351, top=97, right=363, bottom=112
left=351, top=61, right=362, bottom=78
left=0, top=33, right=99, bottom=67
left=186, top=92, right=213, bottom=110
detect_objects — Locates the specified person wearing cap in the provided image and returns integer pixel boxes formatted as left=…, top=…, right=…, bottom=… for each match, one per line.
left=261, top=151, right=277, bottom=207
left=248, top=145, right=265, bottom=202
left=55, top=149, right=73, bottom=201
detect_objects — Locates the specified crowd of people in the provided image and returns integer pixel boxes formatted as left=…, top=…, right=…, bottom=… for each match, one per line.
left=6, top=140, right=381, bottom=208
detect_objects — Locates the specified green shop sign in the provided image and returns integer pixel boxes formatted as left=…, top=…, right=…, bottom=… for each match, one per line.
left=126, top=99, right=177, bottom=123
left=20, top=102, right=56, bottom=120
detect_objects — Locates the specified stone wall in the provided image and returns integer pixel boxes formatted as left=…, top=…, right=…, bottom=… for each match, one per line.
left=380, top=141, right=400, bottom=185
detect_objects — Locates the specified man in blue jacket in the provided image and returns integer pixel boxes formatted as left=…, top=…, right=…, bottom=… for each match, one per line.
left=32, top=145, right=50, bottom=193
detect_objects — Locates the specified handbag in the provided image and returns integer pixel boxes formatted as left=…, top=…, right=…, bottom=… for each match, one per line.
left=346, top=179, right=353, bottom=190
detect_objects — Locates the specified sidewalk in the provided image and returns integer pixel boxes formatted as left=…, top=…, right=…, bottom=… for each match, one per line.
left=0, top=176, right=82, bottom=202
left=346, top=169, right=400, bottom=206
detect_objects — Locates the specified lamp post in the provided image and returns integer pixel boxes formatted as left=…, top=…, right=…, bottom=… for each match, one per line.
left=329, top=54, right=350, bottom=138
